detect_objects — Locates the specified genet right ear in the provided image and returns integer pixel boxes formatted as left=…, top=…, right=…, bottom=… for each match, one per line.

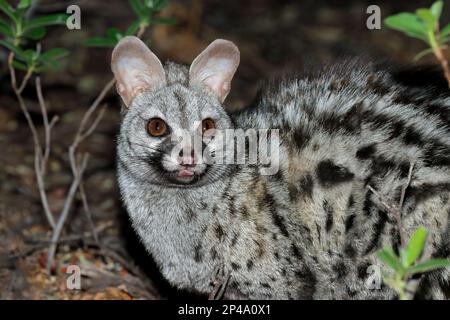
left=111, top=36, right=166, bottom=107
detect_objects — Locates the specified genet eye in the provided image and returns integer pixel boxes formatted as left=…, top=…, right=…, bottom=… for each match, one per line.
left=202, top=118, right=216, bottom=135
left=147, top=118, right=168, bottom=137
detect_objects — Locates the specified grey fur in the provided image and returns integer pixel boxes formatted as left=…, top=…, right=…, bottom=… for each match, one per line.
left=116, top=57, right=450, bottom=299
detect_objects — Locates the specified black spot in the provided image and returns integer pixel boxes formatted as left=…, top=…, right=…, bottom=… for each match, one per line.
left=199, top=201, right=208, bottom=210
left=342, top=101, right=364, bottom=132
left=406, top=183, right=450, bottom=203
left=295, top=267, right=317, bottom=299
left=186, top=208, right=196, bottom=222
left=288, top=184, right=299, bottom=202
left=246, top=260, right=254, bottom=270
left=231, top=262, right=240, bottom=271
left=356, top=144, right=377, bottom=160
left=345, top=214, right=356, bottom=233
left=357, top=262, right=371, bottom=279
left=291, top=244, right=302, bottom=258
left=260, top=282, right=271, bottom=289
left=299, top=174, right=314, bottom=198
left=423, top=140, right=450, bottom=168
left=332, top=261, right=347, bottom=279
left=293, top=128, right=310, bottom=150
left=363, top=209, right=389, bottom=255
left=254, top=239, right=265, bottom=258
left=271, top=211, right=289, bottom=238
left=210, top=247, right=218, bottom=260
left=399, top=161, right=411, bottom=178
left=240, top=206, right=249, bottom=219
left=348, top=194, right=355, bottom=208
left=256, top=224, right=268, bottom=234
left=269, top=170, right=283, bottom=182
left=320, top=113, right=342, bottom=133
left=229, top=280, right=240, bottom=290
left=344, top=244, right=357, bottom=258
left=367, top=74, right=390, bottom=95
left=230, top=232, right=239, bottom=247
left=363, top=191, right=373, bottom=216
left=194, top=244, right=203, bottom=262
left=264, top=189, right=289, bottom=238
left=228, top=195, right=236, bottom=216
left=274, top=252, right=280, bottom=260
left=215, top=225, right=224, bottom=240
left=403, top=127, right=423, bottom=146
left=316, top=159, right=354, bottom=188
left=323, top=200, right=334, bottom=232
left=371, top=157, right=397, bottom=177
left=388, top=120, right=405, bottom=139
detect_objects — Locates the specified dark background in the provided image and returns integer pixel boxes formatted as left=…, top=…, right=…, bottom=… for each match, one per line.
left=0, top=0, right=446, bottom=299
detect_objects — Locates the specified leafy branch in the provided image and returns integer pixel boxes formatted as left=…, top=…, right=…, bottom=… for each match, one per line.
left=84, top=0, right=174, bottom=48
left=378, top=227, right=450, bottom=300
left=384, top=0, right=450, bottom=87
left=369, top=162, right=450, bottom=299
left=1, top=0, right=175, bottom=273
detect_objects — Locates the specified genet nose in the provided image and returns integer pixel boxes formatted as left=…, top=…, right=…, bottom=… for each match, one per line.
left=178, top=148, right=197, bottom=166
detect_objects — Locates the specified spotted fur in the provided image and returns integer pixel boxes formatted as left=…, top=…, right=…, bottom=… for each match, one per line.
left=117, top=58, right=450, bottom=299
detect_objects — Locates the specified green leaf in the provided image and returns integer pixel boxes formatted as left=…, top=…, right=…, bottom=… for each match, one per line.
left=23, top=13, right=67, bottom=32
left=22, top=48, right=38, bottom=62
left=12, top=59, right=29, bottom=71
left=106, top=27, right=123, bottom=41
left=152, top=0, right=169, bottom=11
left=0, top=0, right=17, bottom=23
left=378, top=247, right=404, bottom=274
left=40, top=48, right=69, bottom=61
left=384, top=13, right=428, bottom=42
left=405, top=227, right=427, bottom=267
left=126, top=20, right=140, bottom=35
left=440, top=23, right=450, bottom=39
left=84, top=37, right=117, bottom=47
left=23, top=26, right=46, bottom=40
left=0, top=39, right=25, bottom=57
left=130, top=0, right=145, bottom=16
left=17, top=0, right=32, bottom=10
left=153, top=16, right=176, bottom=25
left=0, top=18, right=13, bottom=36
left=39, top=58, right=61, bottom=71
left=430, top=1, right=443, bottom=20
left=415, top=8, right=436, bottom=30
left=413, top=48, right=434, bottom=61
left=408, top=258, right=450, bottom=275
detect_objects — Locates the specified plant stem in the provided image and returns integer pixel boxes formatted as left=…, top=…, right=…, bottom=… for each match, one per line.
left=7, top=52, right=56, bottom=229
left=428, top=29, right=450, bottom=88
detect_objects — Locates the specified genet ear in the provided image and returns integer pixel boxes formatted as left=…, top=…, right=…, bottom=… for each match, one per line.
left=111, top=36, right=166, bottom=107
left=189, top=39, right=240, bottom=103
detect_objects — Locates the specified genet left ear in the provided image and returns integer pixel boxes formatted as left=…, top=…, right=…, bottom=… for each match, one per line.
left=111, top=36, right=166, bottom=107
left=189, top=39, right=240, bottom=103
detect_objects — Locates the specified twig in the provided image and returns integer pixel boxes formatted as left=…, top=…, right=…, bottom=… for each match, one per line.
left=79, top=182, right=99, bottom=245
left=434, top=46, right=450, bottom=88
left=46, top=154, right=89, bottom=272
left=35, top=77, right=58, bottom=228
left=7, top=52, right=56, bottom=229
left=208, top=264, right=230, bottom=300
left=367, top=162, right=415, bottom=247
left=25, top=220, right=113, bottom=245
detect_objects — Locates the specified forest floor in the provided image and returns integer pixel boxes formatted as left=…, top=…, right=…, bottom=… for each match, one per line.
left=0, top=0, right=440, bottom=299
